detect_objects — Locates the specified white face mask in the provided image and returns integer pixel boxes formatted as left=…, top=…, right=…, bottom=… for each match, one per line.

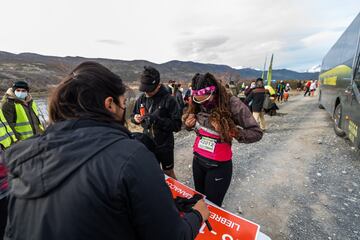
left=192, top=93, right=213, bottom=104
left=15, top=91, right=28, bottom=100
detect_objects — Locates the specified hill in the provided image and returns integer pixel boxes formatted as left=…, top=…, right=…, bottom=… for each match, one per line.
left=0, top=51, right=319, bottom=91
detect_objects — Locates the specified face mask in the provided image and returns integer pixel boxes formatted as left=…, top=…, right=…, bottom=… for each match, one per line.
left=115, top=100, right=127, bottom=126
left=15, top=91, right=28, bottom=100
left=119, top=106, right=126, bottom=126
left=202, top=99, right=217, bottom=109
left=192, top=93, right=213, bottom=104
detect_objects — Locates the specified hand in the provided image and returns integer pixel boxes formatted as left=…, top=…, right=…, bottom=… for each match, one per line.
left=185, top=114, right=196, bottom=128
left=134, top=114, right=142, bottom=124
left=141, top=116, right=151, bottom=129
left=193, top=199, right=210, bottom=221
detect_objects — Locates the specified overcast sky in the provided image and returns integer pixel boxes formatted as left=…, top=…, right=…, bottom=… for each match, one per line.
left=1, top=0, right=359, bottom=71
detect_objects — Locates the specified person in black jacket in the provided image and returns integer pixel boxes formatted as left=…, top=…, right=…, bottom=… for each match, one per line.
left=131, top=66, right=182, bottom=179
left=166, top=80, right=185, bottom=114
left=4, top=62, right=209, bottom=240
left=245, top=78, right=266, bottom=131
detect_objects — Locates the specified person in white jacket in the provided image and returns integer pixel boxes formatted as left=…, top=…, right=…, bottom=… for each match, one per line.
left=310, top=80, right=317, bottom=96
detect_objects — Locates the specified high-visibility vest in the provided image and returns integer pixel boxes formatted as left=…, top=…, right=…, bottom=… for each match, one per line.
left=14, top=102, right=44, bottom=140
left=0, top=110, right=17, bottom=148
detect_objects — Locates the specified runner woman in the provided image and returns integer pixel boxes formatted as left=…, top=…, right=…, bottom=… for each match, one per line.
left=183, top=73, right=263, bottom=206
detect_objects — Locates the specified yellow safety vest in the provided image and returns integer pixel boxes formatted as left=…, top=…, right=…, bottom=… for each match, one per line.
left=0, top=110, right=17, bottom=148
left=14, top=102, right=44, bottom=140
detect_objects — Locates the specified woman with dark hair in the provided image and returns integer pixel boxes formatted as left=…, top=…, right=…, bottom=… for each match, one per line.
left=183, top=73, right=263, bottom=206
left=4, top=62, right=208, bottom=240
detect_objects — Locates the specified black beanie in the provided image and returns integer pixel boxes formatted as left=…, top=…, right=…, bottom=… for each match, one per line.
left=12, top=81, right=29, bottom=91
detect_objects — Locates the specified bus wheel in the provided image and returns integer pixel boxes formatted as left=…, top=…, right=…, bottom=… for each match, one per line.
left=333, top=104, right=346, bottom=137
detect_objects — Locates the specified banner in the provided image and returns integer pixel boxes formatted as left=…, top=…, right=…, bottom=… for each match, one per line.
left=165, top=177, right=260, bottom=240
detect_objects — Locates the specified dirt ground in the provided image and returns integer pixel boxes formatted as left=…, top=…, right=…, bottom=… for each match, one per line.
left=173, top=93, right=360, bottom=240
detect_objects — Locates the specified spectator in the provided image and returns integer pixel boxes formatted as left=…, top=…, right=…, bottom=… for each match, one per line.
left=296, top=81, right=302, bottom=91
left=245, top=78, right=266, bottom=131
left=4, top=62, right=209, bottom=240
left=304, top=80, right=312, bottom=97
left=276, top=80, right=286, bottom=102
left=1, top=81, right=44, bottom=140
left=310, top=80, right=317, bottom=96
left=131, top=66, right=182, bottom=179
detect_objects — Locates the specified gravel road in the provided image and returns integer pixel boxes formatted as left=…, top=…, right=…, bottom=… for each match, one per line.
left=173, top=94, right=360, bottom=240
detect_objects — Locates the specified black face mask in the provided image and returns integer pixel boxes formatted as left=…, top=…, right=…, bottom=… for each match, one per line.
left=202, top=99, right=217, bottom=110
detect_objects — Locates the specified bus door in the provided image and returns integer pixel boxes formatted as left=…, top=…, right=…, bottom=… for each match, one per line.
left=346, top=58, right=360, bottom=147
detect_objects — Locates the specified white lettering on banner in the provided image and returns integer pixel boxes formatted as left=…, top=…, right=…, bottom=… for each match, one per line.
left=167, top=182, right=193, bottom=199
left=222, top=234, right=234, bottom=240
left=210, top=212, right=241, bottom=231
left=199, top=223, right=218, bottom=235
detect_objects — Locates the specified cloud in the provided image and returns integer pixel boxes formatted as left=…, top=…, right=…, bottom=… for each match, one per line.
left=97, top=39, right=123, bottom=46
left=176, top=36, right=229, bottom=62
left=177, top=36, right=229, bottom=54
left=1, top=0, right=359, bottom=71
left=301, top=31, right=343, bottom=48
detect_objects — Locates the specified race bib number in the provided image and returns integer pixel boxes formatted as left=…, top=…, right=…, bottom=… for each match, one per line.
left=198, top=137, right=216, bottom=153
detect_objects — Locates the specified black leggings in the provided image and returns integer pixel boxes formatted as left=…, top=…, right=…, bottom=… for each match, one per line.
left=0, top=197, right=8, bottom=239
left=192, top=155, right=232, bottom=206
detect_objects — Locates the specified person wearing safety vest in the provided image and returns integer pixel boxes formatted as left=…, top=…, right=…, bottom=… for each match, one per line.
left=1, top=81, right=44, bottom=141
left=0, top=109, right=17, bottom=149
left=0, top=109, right=17, bottom=239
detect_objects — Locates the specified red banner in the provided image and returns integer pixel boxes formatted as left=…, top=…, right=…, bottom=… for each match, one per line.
left=165, top=177, right=204, bottom=199
left=165, top=177, right=260, bottom=240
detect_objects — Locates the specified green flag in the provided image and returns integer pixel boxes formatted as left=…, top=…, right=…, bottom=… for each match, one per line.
left=261, top=55, right=267, bottom=79
left=267, top=54, right=273, bottom=86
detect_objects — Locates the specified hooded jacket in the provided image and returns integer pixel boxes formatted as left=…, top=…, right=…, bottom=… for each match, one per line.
left=4, top=119, right=201, bottom=240
left=245, top=87, right=266, bottom=112
left=1, top=88, right=43, bottom=140
left=131, top=85, right=182, bottom=151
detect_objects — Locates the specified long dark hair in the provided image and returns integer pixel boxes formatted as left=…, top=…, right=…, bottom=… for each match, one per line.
left=183, top=73, right=239, bottom=143
left=49, top=61, right=126, bottom=123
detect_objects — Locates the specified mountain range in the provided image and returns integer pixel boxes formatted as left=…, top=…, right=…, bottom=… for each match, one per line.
left=0, top=51, right=319, bottom=91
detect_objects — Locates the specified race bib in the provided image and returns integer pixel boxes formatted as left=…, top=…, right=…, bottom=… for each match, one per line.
left=198, top=137, right=216, bottom=153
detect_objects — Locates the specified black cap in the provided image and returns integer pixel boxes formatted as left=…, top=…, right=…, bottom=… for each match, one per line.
left=12, top=81, right=29, bottom=91
left=139, top=66, right=160, bottom=92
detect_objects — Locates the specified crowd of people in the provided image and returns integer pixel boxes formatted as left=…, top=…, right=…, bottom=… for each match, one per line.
left=0, top=62, right=318, bottom=239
